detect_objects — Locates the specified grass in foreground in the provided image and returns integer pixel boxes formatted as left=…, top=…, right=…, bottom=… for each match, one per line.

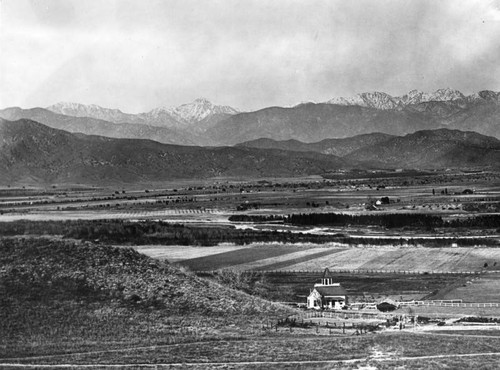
left=0, top=237, right=292, bottom=359
left=7, top=332, right=500, bottom=366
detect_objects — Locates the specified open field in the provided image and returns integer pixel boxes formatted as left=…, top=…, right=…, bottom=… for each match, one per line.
left=438, top=274, right=500, bottom=302
left=178, top=245, right=309, bottom=271
left=235, top=247, right=345, bottom=271
left=197, top=270, right=472, bottom=304
left=5, top=333, right=500, bottom=368
left=1, top=172, right=500, bottom=228
left=132, top=244, right=250, bottom=262
left=172, top=245, right=500, bottom=273
left=2, top=172, right=500, bottom=367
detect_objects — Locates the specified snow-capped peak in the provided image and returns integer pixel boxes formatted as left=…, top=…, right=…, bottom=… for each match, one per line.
left=326, top=88, right=470, bottom=109
left=46, top=102, right=142, bottom=124
left=428, top=88, right=465, bottom=102
left=327, top=92, right=399, bottom=110
left=159, top=98, right=239, bottom=124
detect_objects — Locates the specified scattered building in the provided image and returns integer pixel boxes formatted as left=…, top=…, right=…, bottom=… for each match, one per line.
left=307, top=268, right=348, bottom=310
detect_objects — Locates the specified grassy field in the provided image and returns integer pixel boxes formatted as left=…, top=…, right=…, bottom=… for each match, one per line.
left=262, top=247, right=500, bottom=272
left=438, top=274, right=500, bottom=302
left=178, top=245, right=310, bottom=271
left=173, top=245, right=500, bottom=273
left=246, top=248, right=346, bottom=271
left=0, top=238, right=292, bottom=359
left=132, top=244, right=251, bottom=262
left=6, top=333, right=500, bottom=367
left=195, top=271, right=470, bottom=304
left=280, top=247, right=391, bottom=271
left=2, top=174, right=500, bottom=367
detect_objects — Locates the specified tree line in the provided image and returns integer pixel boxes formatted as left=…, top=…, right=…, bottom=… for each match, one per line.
left=229, top=212, right=500, bottom=229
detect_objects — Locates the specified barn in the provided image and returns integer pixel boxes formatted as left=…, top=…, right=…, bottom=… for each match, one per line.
left=307, top=268, right=348, bottom=310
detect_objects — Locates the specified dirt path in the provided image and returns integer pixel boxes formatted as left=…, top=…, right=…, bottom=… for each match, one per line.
left=3, top=351, right=500, bottom=368
left=4, top=334, right=500, bottom=368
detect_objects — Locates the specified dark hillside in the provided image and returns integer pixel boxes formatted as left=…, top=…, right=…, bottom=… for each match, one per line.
left=0, top=238, right=287, bottom=315
left=0, top=119, right=347, bottom=184
left=0, top=107, right=198, bottom=145
left=0, top=237, right=291, bottom=357
left=346, top=129, right=500, bottom=169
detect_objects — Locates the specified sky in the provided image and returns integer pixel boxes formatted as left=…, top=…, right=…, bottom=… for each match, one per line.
left=1, top=0, right=500, bottom=113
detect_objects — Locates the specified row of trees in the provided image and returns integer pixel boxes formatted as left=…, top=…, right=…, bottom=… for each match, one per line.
left=286, top=213, right=500, bottom=229
left=1, top=218, right=499, bottom=247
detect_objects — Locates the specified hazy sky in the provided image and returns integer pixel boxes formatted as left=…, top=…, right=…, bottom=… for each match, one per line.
left=1, top=0, right=500, bottom=112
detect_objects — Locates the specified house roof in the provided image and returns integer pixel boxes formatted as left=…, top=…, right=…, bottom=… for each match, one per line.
left=315, top=285, right=348, bottom=297
left=322, top=268, right=333, bottom=279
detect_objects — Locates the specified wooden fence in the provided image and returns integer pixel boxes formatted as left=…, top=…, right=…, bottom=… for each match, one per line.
left=401, top=300, right=500, bottom=308
left=287, top=310, right=391, bottom=322
left=200, top=269, right=482, bottom=275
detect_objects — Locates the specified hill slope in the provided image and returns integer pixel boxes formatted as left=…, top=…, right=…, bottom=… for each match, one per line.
left=237, top=133, right=395, bottom=157
left=0, top=238, right=286, bottom=316
left=0, top=107, right=198, bottom=145
left=0, top=237, right=291, bottom=357
left=206, top=89, right=500, bottom=145
left=206, top=103, right=439, bottom=145
left=346, top=129, right=500, bottom=169
left=0, top=119, right=347, bottom=184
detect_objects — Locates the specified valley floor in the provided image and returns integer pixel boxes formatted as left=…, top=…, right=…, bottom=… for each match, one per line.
left=2, top=172, right=500, bottom=368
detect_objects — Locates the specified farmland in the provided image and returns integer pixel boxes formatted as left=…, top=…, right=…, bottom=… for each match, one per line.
left=2, top=170, right=500, bottom=367
left=168, top=245, right=500, bottom=273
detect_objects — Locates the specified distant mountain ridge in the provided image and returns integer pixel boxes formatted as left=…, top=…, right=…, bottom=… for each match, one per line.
left=1, top=118, right=498, bottom=185
left=206, top=88, right=500, bottom=145
left=0, top=107, right=199, bottom=145
left=237, top=133, right=395, bottom=157
left=3, top=88, right=500, bottom=147
left=237, top=130, right=500, bottom=170
left=345, top=129, right=500, bottom=169
left=47, top=98, right=239, bottom=132
left=205, top=103, right=439, bottom=144
left=160, top=98, right=239, bottom=123
left=45, top=102, right=145, bottom=124
left=0, top=119, right=347, bottom=185
left=325, top=88, right=498, bottom=110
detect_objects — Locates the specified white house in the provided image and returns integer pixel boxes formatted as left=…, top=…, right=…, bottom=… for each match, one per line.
left=307, top=268, right=348, bottom=310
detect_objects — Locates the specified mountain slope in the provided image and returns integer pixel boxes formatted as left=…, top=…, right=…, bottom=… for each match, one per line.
left=345, top=129, right=500, bottom=169
left=326, top=88, right=468, bottom=109
left=0, top=107, right=198, bottom=145
left=207, top=89, right=500, bottom=145
left=46, top=98, right=239, bottom=134
left=165, top=98, right=239, bottom=123
left=237, top=133, right=395, bottom=157
left=207, top=103, right=437, bottom=145
left=0, top=119, right=347, bottom=184
left=137, top=98, right=239, bottom=133
left=46, top=102, right=146, bottom=124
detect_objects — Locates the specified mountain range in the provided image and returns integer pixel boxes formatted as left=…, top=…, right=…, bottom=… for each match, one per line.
left=47, top=98, right=239, bottom=132
left=1, top=89, right=499, bottom=147
left=0, top=107, right=199, bottom=146
left=344, top=129, right=500, bottom=169
left=325, top=88, right=477, bottom=110
left=206, top=88, right=500, bottom=144
left=0, top=119, right=347, bottom=184
left=1, top=118, right=499, bottom=184
left=238, top=129, right=500, bottom=170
